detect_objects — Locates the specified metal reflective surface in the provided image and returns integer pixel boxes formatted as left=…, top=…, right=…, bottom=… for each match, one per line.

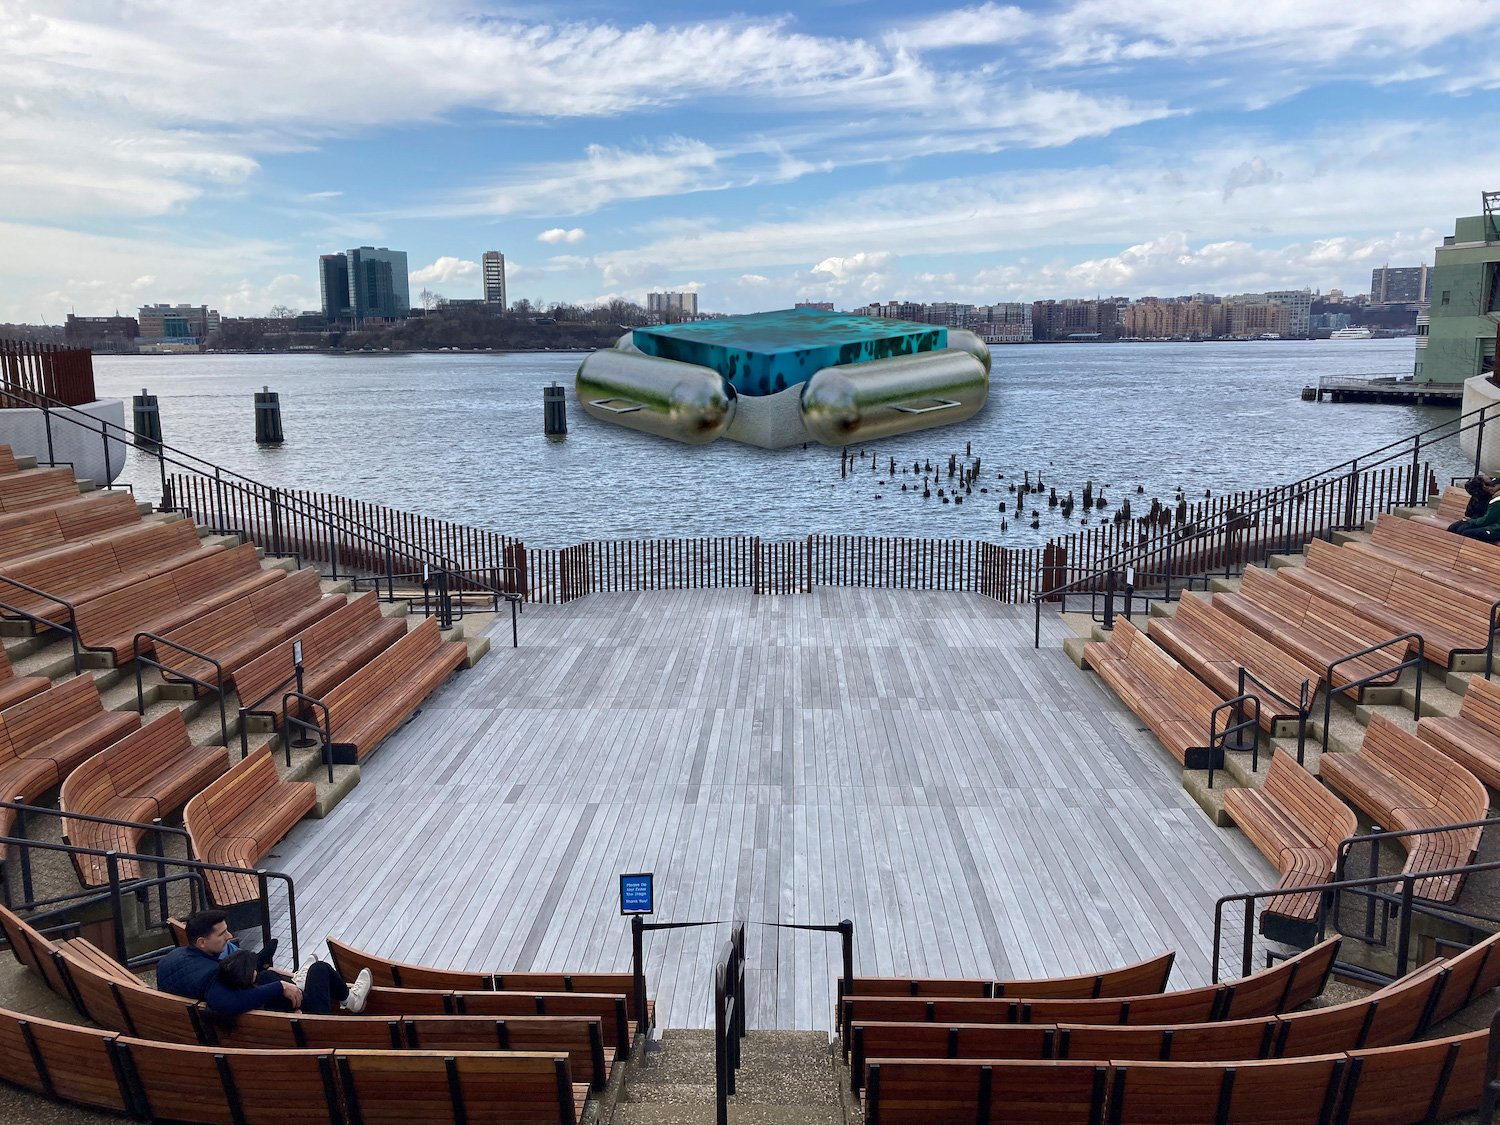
left=800, top=349, right=989, bottom=446
left=576, top=348, right=736, bottom=444
left=947, top=329, right=992, bottom=376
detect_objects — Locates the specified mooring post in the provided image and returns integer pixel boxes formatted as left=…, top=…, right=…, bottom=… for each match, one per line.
left=132, top=388, right=162, bottom=448
left=543, top=383, right=568, bottom=436
left=254, top=385, right=285, bottom=445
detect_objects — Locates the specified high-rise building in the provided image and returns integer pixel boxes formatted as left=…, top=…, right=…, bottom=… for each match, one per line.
left=482, top=251, right=506, bottom=308
left=647, top=291, right=698, bottom=320
left=320, top=247, right=410, bottom=321
left=1265, top=289, right=1312, bottom=337
left=1370, top=265, right=1430, bottom=306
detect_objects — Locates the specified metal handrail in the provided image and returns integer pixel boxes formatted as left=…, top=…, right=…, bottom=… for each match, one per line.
left=1205, top=692, right=1262, bottom=789
left=0, top=832, right=299, bottom=970
left=133, top=631, right=229, bottom=747
left=713, top=919, right=747, bottom=1125
left=281, top=690, right=334, bottom=782
left=1234, top=665, right=1312, bottom=764
left=0, top=574, right=82, bottom=672
left=1319, top=633, right=1425, bottom=754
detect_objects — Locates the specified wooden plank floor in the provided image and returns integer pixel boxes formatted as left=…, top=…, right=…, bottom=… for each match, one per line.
left=270, top=588, right=1275, bottom=1030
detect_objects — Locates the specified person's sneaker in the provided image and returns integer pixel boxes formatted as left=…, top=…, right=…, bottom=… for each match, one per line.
left=342, top=968, right=372, bottom=1014
left=290, top=959, right=314, bottom=991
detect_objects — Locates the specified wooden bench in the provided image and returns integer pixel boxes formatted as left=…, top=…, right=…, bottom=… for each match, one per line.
left=59, top=709, right=230, bottom=884
left=0, top=444, right=16, bottom=475
left=1083, top=618, right=1230, bottom=769
left=1419, top=673, right=1500, bottom=791
left=1352, top=513, right=1500, bottom=591
left=1149, top=592, right=1321, bottom=731
left=332, top=1049, right=586, bottom=1124
left=0, top=467, right=83, bottom=514
left=0, top=490, right=140, bottom=565
left=324, top=617, right=467, bottom=765
left=847, top=949, right=1175, bottom=1002
left=1222, top=752, right=1358, bottom=943
left=0, top=518, right=211, bottom=621
left=1318, top=714, right=1487, bottom=901
left=1214, top=566, right=1414, bottom=694
left=0, top=674, right=140, bottom=858
left=71, top=543, right=284, bottom=663
left=1283, top=539, right=1499, bottom=669
left=1410, top=483, right=1472, bottom=530
left=0, top=642, right=49, bottom=712
left=154, top=567, right=343, bottom=690
left=182, top=744, right=316, bottom=905
left=234, top=592, right=407, bottom=720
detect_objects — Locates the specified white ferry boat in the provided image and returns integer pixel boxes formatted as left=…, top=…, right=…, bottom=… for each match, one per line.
left=1329, top=326, right=1373, bottom=339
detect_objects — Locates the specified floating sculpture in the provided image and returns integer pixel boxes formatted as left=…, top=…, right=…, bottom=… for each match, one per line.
left=575, top=307, right=991, bottom=449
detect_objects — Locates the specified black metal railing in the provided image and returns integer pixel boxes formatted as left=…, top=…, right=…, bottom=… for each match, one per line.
left=1319, top=634, right=1425, bottom=754
left=714, top=920, right=747, bottom=1125
left=133, top=632, right=230, bottom=747
left=1204, top=693, right=1262, bottom=789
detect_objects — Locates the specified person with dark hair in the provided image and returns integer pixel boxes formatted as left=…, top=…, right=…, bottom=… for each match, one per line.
left=156, top=910, right=371, bottom=1016
left=1449, top=475, right=1500, bottom=544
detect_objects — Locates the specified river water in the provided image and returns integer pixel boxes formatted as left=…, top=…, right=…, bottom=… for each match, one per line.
left=91, top=339, right=1464, bottom=549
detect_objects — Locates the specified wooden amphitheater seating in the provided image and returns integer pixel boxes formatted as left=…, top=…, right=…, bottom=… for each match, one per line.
left=333, top=1050, right=587, bottom=1125
left=1410, top=484, right=1473, bottom=530
left=1082, top=618, right=1228, bottom=769
left=0, top=489, right=140, bottom=565
left=0, top=1007, right=137, bottom=1116
left=1318, top=714, right=1487, bottom=902
left=0, top=642, right=49, bottom=711
left=1221, top=752, right=1359, bottom=943
left=1214, top=565, right=1413, bottom=694
left=861, top=1058, right=1110, bottom=1124
left=59, top=709, right=230, bottom=884
left=153, top=567, right=344, bottom=690
left=182, top=744, right=316, bottom=905
left=1351, top=513, right=1500, bottom=590
left=1148, top=592, right=1321, bottom=731
left=0, top=674, right=140, bottom=855
left=0, top=466, right=82, bottom=514
left=846, top=949, right=1176, bottom=1002
left=234, top=591, right=407, bottom=719
left=70, top=542, right=283, bottom=662
left=0, top=517, right=211, bottom=621
left=325, top=616, right=467, bottom=765
left=1419, top=674, right=1500, bottom=792
left=0, top=444, right=16, bottom=475
left=443, top=992, right=636, bottom=1058
left=1282, top=538, right=1500, bottom=669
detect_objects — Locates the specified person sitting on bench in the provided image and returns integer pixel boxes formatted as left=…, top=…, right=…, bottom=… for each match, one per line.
left=157, top=909, right=371, bottom=1016
left=1450, top=475, right=1500, bottom=544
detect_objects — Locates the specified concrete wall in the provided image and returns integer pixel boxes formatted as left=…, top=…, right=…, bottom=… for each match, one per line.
left=1461, top=376, right=1500, bottom=476
left=0, top=399, right=127, bottom=485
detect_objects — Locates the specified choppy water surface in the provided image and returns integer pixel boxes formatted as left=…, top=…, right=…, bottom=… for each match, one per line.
left=92, top=339, right=1463, bottom=549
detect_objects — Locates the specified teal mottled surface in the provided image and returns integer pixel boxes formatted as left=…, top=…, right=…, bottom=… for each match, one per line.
left=633, top=307, right=947, bottom=396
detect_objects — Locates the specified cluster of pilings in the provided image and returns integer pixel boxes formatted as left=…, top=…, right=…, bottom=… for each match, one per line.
left=131, top=386, right=287, bottom=448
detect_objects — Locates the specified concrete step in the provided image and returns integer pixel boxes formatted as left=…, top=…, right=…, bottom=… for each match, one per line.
left=1182, top=770, right=1235, bottom=825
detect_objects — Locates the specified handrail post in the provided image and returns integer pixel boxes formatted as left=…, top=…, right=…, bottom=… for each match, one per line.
left=15, top=798, right=33, bottom=905
left=42, top=405, right=55, bottom=468
left=1102, top=568, right=1117, bottom=631
left=839, top=917, right=854, bottom=1007
left=1242, top=897, right=1254, bottom=978
left=257, top=871, right=273, bottom=957
left=1396, top=876, right=1414, bottom=977
left=631, top=914, right=647, bottom=1039
left=106, top=852, right=127, bottom=961
left=1408, top=433, right=1421, bottom=507
left=1476, top=404, right=1488, bottom=479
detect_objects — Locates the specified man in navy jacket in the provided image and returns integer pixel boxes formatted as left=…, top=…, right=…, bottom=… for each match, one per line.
left=157, top=910, right=370, bottom=1015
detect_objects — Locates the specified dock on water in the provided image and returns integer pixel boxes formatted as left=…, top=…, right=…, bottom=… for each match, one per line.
left=1309, top=375, right=1464, bottom=405
left=271, top=587, right=1272, bottom=1031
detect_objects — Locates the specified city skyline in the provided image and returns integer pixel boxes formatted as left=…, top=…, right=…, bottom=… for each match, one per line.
left=3, top=1, right=1497, bottom=323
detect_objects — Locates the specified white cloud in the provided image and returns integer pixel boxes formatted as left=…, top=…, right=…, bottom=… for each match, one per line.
left=538, top=228, right=586, bottom=244
left=896, top=4, right=1034, bottom=51
left=409, top=256, right=478, bottom=285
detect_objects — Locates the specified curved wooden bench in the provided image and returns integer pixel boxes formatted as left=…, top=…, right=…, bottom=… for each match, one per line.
left=0, top=444, right=16, bottom=474
left=0, top=489, right=140, bottom=566
left=1149, top=592, right=1320, bottom=731
left=862, top=1057, right=1108, bottom=1125
left=1353, top=513, right=1500, bottom=590
left=846, top=950, right=1175, bottom=1002
left=183, top=744, right=316, bottom=905
left=70, top=543, right=283, bottom=662
left=1222, top=751, right=1357, bottom=943
left=0, top=674, right=140, bottom=857
left=1411, top=483, right=1485, bottom=530
left=0, top=467, right=82, bottom=514
left=235, top=591, right=406, bottom=722
left=0, top=642, right=49, bottom=712
left=0, top=518, right=209, bottom=621
left=155, top=567, right=343, bottom=690
left=325, top=617, right=467, bottom=765
left=1419, top=674, right=1500, bottom=791
left=1214, top=566, right=1412, bottom=694
left=1318, top=714, right=1487, bottom=902
left=60, top=709, right=229, bottom=884
left=1083, top=618, right=1227, bottom=769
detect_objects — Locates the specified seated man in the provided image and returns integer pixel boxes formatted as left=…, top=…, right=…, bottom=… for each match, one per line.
left=157, top=909, right=371, bottom=1016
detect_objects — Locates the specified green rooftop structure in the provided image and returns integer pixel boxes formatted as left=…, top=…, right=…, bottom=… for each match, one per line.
left=1416, top=195, right=1500, bottom=384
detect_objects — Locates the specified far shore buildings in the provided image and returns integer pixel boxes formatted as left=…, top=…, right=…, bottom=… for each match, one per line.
left=1415, top=195, right=1500, bottom=384
left=319, top=246, right=411, bottom=323
left=64, top=313, right=138, bottom=353
left=482, top=251, right=506, bottom=310
left=1371, top=265, right=1431, bottom=307
left=134, top=303, right=220, bottom=352
left=647, top=291, right=699, bottom=322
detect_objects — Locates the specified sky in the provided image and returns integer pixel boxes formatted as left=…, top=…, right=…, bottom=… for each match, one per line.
left=3, top=0, right=1499, bottom=322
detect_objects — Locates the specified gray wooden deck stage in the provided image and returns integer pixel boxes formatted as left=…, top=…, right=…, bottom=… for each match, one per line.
left=270, top=589, right=1275, bottom=1031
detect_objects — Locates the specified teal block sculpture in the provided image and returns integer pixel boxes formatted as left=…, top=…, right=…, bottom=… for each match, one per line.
left=633, top=308, right=947, bottom=397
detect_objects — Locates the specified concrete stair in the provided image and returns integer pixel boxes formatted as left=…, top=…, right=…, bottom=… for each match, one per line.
left=607, top=1029, right=853, bottom=1125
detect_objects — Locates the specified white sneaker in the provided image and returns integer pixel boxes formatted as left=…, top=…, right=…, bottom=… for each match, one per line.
left=342, top=968, right=372, bottom=1014
left=290, top=961, right=315, bottom=991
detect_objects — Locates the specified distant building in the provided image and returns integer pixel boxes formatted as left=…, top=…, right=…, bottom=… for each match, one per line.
left=321, top=247, right=410, bottom=321
left=971, top=303, right=1032, bottom=343
left=1031, top=299, right=1120, bottom=341
left=794, top=302, right=835, bottom=311
left=482, top=251, right=506, bottom=308
left=1123, top=297, right=1221, bottom=339
left=137, top=303, right=219, bottom=346
left=647, top=291, right=698, bottom=321
left=1370, top=265, right=1430, bottom=307
left=65, top=313, right=138, bottom=353
left=1416, top=199, right=1500, bottom=383
left=1265, top=289, right=1312, bottom=337
left=1222, top=294, right=1289, bottom=338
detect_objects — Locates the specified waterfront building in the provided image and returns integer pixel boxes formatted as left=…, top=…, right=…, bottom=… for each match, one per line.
left=1122, top=297, right=1220, bottom=339
left=647, top=291, right=699, bottom=322
left=1222, top=294, right=1289, bottom=338
left=1265, top=289, right=1313, bottom=337
left=1417, top=195, right=1500, bottom=384
left=1370, top=265, right=1430, bottom=306
left=1310, top=312, right=1353, bottom=332
left=345, top=246, right=410, bottom=320
left=64, top=313, right=138, bottom=353
left=972, top=302, right=1033, bottom=343
left=793, top=301, right=835, bottom=311
left=482, top=250, right=506, bottom=309
left=136, top=303, right=219, bottom=346
left=1031, top=298, right=1119, bottom=341
left=319, top=254, right=351, bottom=321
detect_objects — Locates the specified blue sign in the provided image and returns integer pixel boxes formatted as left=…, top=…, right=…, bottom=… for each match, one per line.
left=619, top=872, right=654, bottom=915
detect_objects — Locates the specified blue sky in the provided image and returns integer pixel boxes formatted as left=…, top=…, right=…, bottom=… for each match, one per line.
left=3, top=0, right=1498, bottom=322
